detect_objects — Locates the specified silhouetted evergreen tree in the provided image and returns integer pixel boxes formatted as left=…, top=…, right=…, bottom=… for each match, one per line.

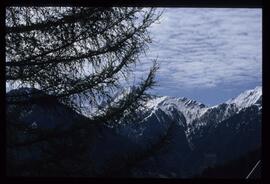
left=6, top=7, right=160, bottom=176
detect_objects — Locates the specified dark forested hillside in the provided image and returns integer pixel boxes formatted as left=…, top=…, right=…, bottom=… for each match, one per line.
left=196, top=147, right=261, bottom=178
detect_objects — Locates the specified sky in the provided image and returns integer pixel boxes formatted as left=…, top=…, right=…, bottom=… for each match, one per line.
left=6, top=8, right=262, bottom=107
left=135, top=8, right=262, bottom=106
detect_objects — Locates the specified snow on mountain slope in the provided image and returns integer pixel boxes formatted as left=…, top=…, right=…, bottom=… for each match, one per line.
left=226, top=86, right=262, bottom=110
left=146, top=86, right=262, bottom=125
left=146, top=96, right=208, bottom=125
left=144, top=86, right=262, bottom=139
left=186, top=86, right=262, bottom=147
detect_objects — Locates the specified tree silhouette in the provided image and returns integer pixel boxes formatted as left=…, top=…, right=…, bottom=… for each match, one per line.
left=6, top=7, right=160, bottom=176
left=6, top=7, right=159, bottom=113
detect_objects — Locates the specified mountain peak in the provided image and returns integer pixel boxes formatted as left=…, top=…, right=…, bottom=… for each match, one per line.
left=146, top=95, right=208, bottom=125
left=226, top=86, right=262, bottom=109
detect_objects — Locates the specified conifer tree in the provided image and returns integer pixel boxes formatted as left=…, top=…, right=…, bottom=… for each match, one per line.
left=6, top=7, right=160, bottom=176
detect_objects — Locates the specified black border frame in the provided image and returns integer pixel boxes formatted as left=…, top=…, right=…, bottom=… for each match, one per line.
left=1, top=0, right=266, bottom=184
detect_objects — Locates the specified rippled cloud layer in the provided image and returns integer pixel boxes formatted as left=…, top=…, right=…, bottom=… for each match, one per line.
left=136, top=8, right=262, bottom=105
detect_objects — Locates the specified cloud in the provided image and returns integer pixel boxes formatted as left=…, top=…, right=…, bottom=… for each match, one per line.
left=134, top=8, right=262, bottom=92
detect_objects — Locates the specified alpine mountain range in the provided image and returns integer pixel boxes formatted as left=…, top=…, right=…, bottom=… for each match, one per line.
left=6, top=86, right=262, bottom=177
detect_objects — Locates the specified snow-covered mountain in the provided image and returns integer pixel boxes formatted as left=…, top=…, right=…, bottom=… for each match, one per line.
left=145, top=86, right=261, bottom=136
left=129, top=86, right=262, bottom=176
left=6, top=86, right=262, bottom=177
left=226, top=86, right=262, bottom=109
left=146, top=96, right=208, bottom=126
